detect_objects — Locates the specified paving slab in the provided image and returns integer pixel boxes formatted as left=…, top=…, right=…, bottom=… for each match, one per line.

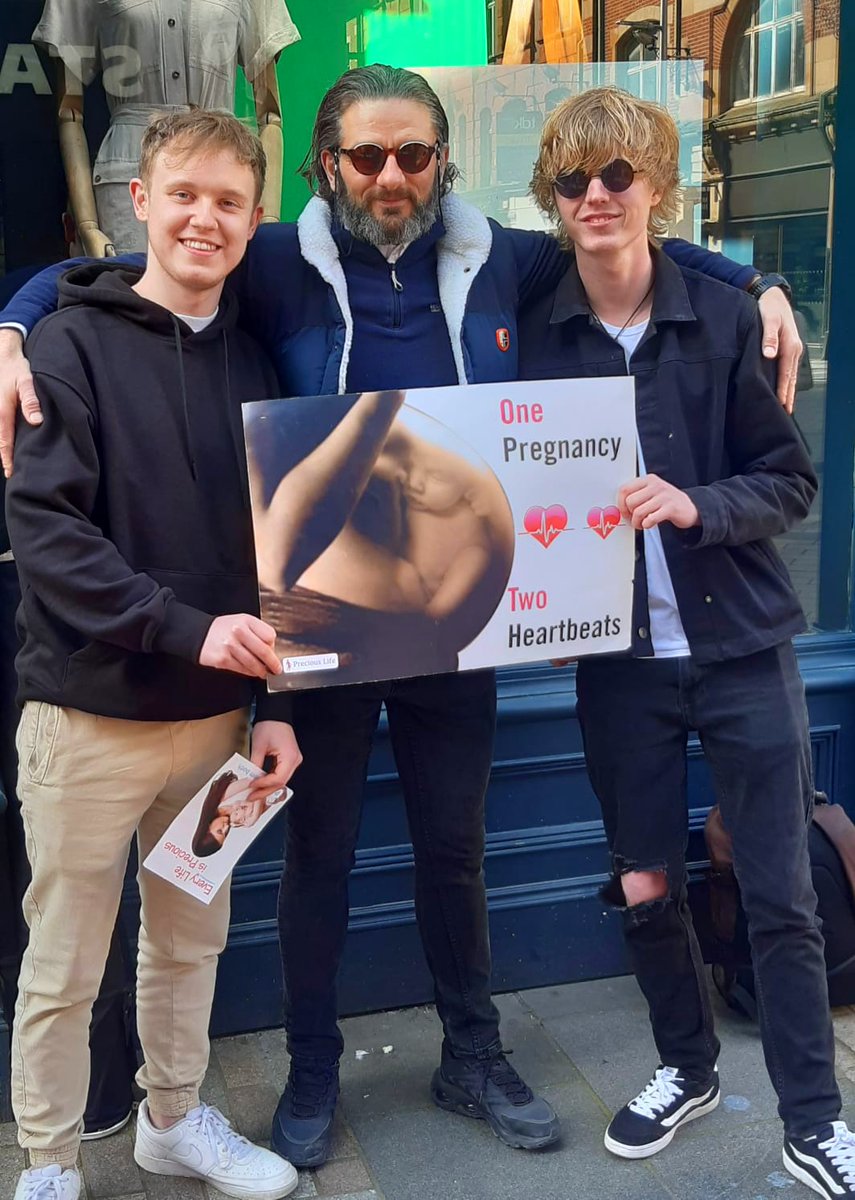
left=143, top=1175, right=207, bottom=1200
left=6, top=975, right=855, bottom=1200
left=0, top=1142, right=27, bottom=1198
left=336, top=993, right=669, bottom=1200
left=198, top=1049, right=234, bottom=1124
left=79, top=1124, right=144, bottom=1198
left=212, top=1033, right=269, bottom=1089
left=225, top=1079, right=281, bottom=1145
left=313, top=1156, right=376, bottom=1196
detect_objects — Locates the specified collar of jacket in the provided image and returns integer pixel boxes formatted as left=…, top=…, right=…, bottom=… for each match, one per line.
left=297, top=193, right=494, bottom=393
left=548, top=241, right=698, bottom=330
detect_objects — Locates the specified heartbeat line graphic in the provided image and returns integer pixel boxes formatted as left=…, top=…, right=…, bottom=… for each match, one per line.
left=522, top=504, right=568, bottom=549
left=586, top=506, right=622, bottom=540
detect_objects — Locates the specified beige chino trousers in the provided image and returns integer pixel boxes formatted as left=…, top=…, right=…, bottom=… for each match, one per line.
left=12, top=701, right=249, bottom=1168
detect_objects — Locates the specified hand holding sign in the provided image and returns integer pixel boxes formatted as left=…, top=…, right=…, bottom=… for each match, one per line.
left=199, top=614, right=281, bottom=679
left=618, top=475, right=700, bottom=531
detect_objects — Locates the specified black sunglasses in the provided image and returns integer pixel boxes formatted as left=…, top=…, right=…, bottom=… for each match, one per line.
left=553, top=159, right=635, bottom=200
left=335, top=141, right=439, bottom=177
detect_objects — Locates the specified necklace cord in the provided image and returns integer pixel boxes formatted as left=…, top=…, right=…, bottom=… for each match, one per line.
left=589, top=276, right=655, bottom=340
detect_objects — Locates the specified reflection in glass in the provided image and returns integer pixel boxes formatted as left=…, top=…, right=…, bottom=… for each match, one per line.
left=735, top=0, right=805, bottom=103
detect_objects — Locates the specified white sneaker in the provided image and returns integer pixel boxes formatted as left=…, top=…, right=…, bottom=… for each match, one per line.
left=134, top=1099, right=298, bottom=1200
left=14, top=1165, right=81, bottom=1200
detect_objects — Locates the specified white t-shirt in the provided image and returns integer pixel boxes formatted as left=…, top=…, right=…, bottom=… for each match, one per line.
left=601, top=318, right=691, bottom=659
left=175, top=309, right=219, bottom=333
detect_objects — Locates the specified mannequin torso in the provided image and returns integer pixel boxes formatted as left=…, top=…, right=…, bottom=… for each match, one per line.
left=35, top=0, right=299, bottom=253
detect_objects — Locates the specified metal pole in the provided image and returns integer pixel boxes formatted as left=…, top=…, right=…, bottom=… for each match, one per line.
left=660, top=0, right=669, bottom=59
left=675, top=0, right=683, bottom=54
left=593, top=0, right=606, bottom=62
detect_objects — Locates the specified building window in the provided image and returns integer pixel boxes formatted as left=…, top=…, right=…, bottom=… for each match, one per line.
left=733, top=0, right=806, bottom=104
left=616, top=30, right=659, bottom=103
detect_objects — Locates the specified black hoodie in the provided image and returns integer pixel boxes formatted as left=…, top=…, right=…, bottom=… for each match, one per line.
left=7, top=263, right=292, bottom=723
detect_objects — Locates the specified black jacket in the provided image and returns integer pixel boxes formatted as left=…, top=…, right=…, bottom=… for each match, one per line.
left=518, top=248, right=817, bottom=665
left=7, top=263, right=292, bottom=722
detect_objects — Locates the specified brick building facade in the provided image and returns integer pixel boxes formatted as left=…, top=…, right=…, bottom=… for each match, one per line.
left=489, top=1, right=838, bottom=345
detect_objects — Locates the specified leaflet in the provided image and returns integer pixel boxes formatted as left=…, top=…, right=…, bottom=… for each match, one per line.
left=143, top=753, right=292, bottom=905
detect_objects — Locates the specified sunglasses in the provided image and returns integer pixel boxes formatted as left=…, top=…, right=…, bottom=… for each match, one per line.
left=335, top=141, right=439, bottom=177
left=553, top=159, right=635, bottom=200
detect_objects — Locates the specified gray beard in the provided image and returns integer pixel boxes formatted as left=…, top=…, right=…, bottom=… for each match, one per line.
left=334, top=179, right=440, bottom=247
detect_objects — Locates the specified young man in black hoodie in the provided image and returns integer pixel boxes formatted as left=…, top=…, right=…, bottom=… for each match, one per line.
left=7, top=110, right=301, bottom=1200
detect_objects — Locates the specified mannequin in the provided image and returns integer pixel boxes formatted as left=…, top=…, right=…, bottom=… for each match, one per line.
left=34, top=0, right=300, bottom=256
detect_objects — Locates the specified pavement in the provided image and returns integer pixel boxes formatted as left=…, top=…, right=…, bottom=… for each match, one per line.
left=5, top=973, right=855, bottom=1200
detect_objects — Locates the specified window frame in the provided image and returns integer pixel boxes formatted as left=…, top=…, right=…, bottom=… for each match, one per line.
left=732, top=0, right=806, bottom=106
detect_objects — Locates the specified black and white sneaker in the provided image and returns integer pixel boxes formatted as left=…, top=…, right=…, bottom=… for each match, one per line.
left=604, top=1065, right=720, bottom=1159
left=784, top=1121, right=855, bottom=1197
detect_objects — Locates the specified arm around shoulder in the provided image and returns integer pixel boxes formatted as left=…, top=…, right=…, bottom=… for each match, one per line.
left=662, top=238, right=756, bottom=290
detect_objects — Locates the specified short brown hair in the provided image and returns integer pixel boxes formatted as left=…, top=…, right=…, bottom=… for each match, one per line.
left=138, top=108, right=267, bottom=206
left=531, top=86, right=682, bottom=239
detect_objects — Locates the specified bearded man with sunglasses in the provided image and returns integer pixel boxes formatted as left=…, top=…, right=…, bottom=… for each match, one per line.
left=0, top=65, right=802, bottom=1170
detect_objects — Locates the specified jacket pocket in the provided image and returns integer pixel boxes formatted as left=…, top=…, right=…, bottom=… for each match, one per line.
left=19, top=701, right=61, bottom=788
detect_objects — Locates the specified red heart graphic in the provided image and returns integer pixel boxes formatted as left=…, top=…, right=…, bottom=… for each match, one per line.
left=587, top=506, right=621, bottom=540
left=524, top=504, right=568, bottom=548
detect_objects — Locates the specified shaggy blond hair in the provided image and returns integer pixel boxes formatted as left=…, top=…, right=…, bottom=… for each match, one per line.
left=531, top=86, right=682, bottom=239
left=139, top=108, right=267, bottom=206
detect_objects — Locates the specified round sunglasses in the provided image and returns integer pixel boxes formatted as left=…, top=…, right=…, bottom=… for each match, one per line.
left=335, top=141, right=439, bottom=177
left=553, top=159, right=635, bottom=200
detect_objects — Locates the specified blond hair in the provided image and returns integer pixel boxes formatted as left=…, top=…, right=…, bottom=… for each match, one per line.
left=531, top=86, right=682, bottom=239
left=138, top=108, right=267, bottom=206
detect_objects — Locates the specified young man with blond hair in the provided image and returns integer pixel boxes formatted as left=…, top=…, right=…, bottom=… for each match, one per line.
left=7, top=110, right=300, bottom=1200
left=520, top=87, right=853, bottom=1198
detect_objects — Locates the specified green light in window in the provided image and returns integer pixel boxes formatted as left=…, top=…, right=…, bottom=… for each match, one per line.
left=361, top=0, right=488, bottom=67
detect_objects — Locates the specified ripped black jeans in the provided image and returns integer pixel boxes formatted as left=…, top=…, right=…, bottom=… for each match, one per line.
left=576, top=643, right=841, bottom=1138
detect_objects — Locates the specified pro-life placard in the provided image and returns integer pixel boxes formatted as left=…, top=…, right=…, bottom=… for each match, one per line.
left=143, top=753, right=292, bottom=905
left=244, top=378, right=636, bottom=691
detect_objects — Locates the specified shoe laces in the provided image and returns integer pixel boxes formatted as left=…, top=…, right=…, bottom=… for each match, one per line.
left=289, top=1063, right=338, bottom=1118
left=486, top=1051, right=535, bottom=1107
left=20, top=1170, right=73, bottom=1200
left=186, top=1103, right=255, bottom=1166
left=629, top=1067, right=685, bottom=1121
left=818, top=1121, right=855, bottom=1188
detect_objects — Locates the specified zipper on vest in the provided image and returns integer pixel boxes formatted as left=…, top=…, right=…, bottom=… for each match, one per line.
left=390, top=263, right=403, bottom=328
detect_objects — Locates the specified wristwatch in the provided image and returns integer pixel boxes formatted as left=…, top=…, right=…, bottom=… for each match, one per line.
left=747, top=272, right=793, bottom=303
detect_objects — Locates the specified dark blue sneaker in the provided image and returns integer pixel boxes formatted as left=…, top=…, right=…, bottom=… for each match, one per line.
left=431, top=1051, right=561, bottom=1150
left=784, top=1121, right=855, bottom=1197
left=271, top=1061, right=340, bottom=1168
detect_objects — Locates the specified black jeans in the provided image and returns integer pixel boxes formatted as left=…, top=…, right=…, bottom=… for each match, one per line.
left=576, top=643, right=841, bottom=1138
left=278, top=669, right=501, bottom=1066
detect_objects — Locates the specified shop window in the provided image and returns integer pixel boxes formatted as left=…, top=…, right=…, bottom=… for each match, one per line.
left=732, top=0, right=806, bottom=104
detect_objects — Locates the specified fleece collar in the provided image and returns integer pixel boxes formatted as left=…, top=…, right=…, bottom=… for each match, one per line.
left=297, top=194, right=494, bottom=391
